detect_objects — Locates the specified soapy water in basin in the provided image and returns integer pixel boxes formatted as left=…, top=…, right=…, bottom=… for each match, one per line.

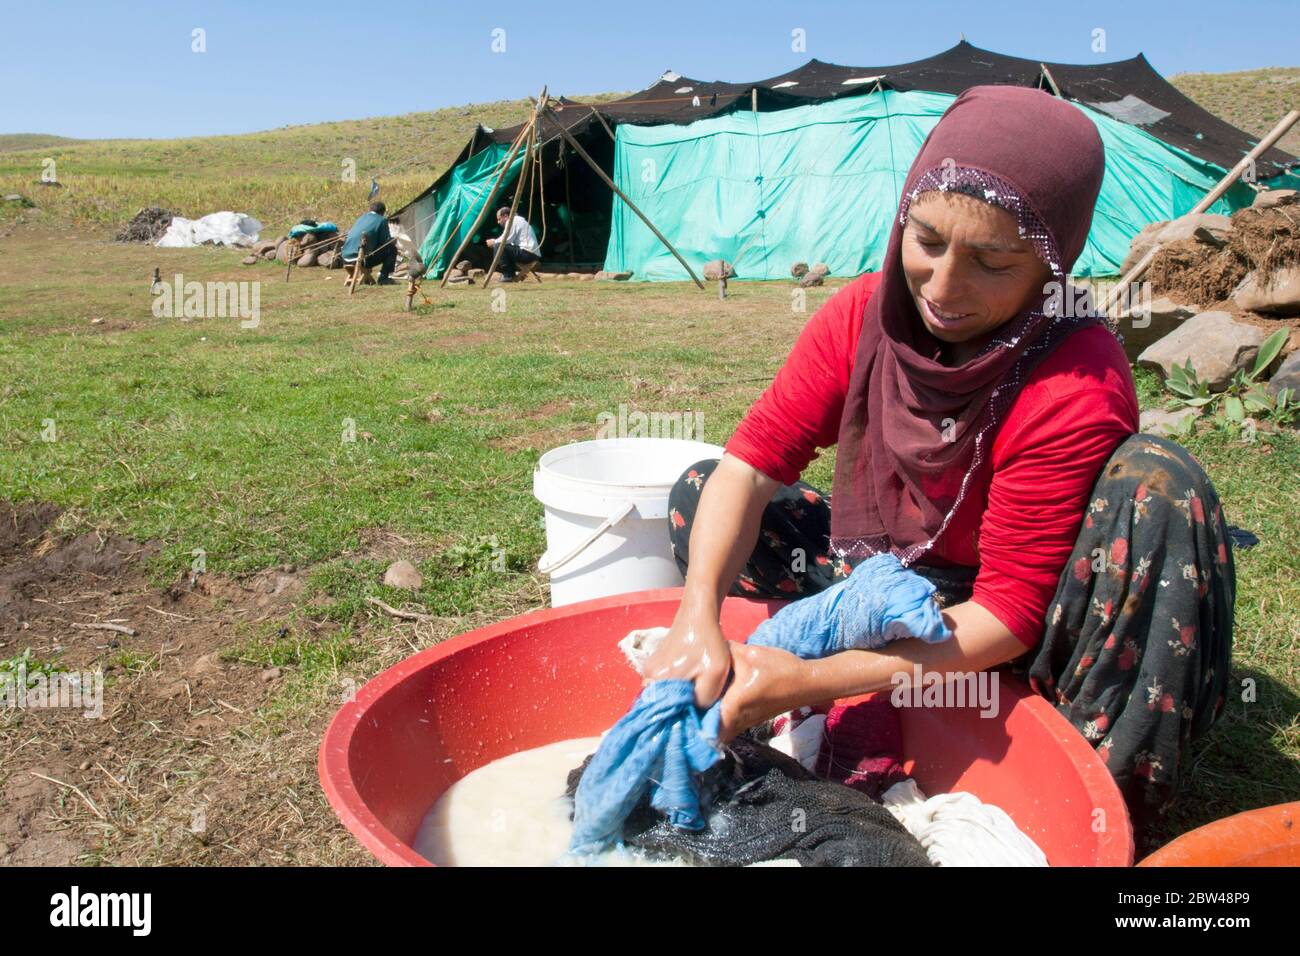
left=413, top=735, right=1048, bottom=867
left=413, top=737, right=693, bottom=867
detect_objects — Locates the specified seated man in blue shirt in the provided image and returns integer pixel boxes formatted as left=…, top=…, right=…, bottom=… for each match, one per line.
left=340, top=201, right=397, bottom=285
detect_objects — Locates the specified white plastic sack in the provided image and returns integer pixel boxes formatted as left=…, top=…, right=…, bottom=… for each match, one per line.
left=156, top=211, right=263, bottom=248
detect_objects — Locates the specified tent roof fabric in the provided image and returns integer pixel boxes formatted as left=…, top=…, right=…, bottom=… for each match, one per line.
left=475, top=42, right=1296, bottom=177
left=393, top=42, right=1296, bottom=251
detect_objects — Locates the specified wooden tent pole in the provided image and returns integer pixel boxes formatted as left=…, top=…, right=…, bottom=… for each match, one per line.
left=541, top=102, right=705, bottom=290
left=564, top=155, right=576, bottom=264
left=1039, top=63, right=1062, bottom=97
left=483, top=104, right=541, bottom=286
left=523, top=117, right=540, bottom=227
left=591, top=108, right=617, bottom=143
left=439, top=119, right=533, bottom=288
left=1101, top=108, right=1300, bottom=314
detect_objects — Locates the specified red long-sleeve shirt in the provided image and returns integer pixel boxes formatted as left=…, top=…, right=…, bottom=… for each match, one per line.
left=726, top=273, right=1139, bottom=648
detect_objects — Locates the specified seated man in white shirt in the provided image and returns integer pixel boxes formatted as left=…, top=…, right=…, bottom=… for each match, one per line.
left=486, top=206, right=541, bottom=280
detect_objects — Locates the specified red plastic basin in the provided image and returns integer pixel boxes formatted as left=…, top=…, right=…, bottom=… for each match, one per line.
left=318, top=588, right=1134, bottom=866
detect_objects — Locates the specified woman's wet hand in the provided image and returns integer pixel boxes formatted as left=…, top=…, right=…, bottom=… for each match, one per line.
left=717, top=642, right=809, bottom=743
left=641, top=612, right=731, bottom=710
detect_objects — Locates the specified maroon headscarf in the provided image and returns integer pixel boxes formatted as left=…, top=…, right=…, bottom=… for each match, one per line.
left=830, top=85, right=1107, bottom=565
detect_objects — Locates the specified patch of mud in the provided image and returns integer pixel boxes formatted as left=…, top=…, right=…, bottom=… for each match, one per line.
left=0, top=503, right=160, bottom=629
left=0, top=501, right=340, bottom=865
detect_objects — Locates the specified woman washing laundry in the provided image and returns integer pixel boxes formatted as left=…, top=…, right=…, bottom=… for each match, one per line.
left=646, top=85, right=1235, bottom=844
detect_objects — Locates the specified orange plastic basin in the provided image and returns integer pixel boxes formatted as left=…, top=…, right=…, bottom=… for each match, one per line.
left=318, top=588, right=1134, bottom=866
left=1138, top=802, right=1300, bottom=866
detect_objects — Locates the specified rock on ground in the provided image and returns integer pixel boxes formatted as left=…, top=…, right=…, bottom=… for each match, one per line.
left=1117, top=296, right=1196, bottom=362
left=1268, top=350, right=1300, bottom=397
left=595, top=271, right=633, bottom=281
left=1139, top=407, right=1200, bottom=437
left=1252, top=189, right=1298, bottom=210
left=382, top=560, right=423, bottom=590
left=1119, top=212, right=1232, bottom=275
left=1137, top=310, right=1270, bottom=391
left=1232, top=266, right=1300, bottom=316
left=703, top=259, right=734, bottom=281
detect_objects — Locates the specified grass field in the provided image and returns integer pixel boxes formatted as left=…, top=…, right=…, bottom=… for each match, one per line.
left=0, top=66, right=1297, bottom=865
left=0, top=225, right=1297, bottom=864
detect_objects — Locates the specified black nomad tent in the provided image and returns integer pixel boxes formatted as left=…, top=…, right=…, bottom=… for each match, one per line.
left=391, top=41, right=1298, bottom=279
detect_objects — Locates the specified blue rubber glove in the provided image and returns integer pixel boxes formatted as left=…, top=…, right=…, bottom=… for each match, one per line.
left=569, top=679, right=723, bottom=855
left=747, top=553, right=952, bottom=657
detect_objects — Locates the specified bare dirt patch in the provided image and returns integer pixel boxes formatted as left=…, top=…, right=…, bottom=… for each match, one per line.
left=0, top=501, right=371, bottom=865
left=489, top=421, right=596, bottom=453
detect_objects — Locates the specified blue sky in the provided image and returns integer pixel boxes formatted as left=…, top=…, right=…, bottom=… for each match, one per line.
left=2, top=0, right=1295, bottom=139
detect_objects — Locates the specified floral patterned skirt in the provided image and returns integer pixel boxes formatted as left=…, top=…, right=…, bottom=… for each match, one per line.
left=666, top=434, right=1235, bottom=838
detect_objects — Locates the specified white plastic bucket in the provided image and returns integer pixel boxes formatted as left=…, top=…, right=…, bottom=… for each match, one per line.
left=533, top=438, right=725, bottom=606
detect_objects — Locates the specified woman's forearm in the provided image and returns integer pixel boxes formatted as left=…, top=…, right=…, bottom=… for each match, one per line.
left=678, top=454, right=780, bottom=619
left=797, top=600, right=1027, bottom=701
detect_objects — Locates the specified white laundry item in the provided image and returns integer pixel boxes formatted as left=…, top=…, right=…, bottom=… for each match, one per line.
left=882, top=778, right=1049, bottom=867
left=156, top=211, right=263, bottom=248
left=618, top=626, right=670, bottom=675
left=766, top=707, right=826, bottom=772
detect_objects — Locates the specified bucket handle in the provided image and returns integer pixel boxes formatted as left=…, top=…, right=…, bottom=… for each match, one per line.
left=537, top=500, right=636, bottom=576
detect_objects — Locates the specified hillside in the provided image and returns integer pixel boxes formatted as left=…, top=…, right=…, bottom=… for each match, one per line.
left=0, top=133, right=82, bottom=153
left=1, top=69, right=1295, bottom=235
left=1171, top=66, right=1300, bottom=157
left=0, top=93, right=627, bottom=234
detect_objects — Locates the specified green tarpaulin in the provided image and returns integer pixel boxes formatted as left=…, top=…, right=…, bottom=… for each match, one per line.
left=416, top=142, right=524, bottom=278
left=602, top=89, right=1254, bottom=280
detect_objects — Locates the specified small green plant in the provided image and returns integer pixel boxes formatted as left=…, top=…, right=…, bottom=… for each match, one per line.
left=1165, top=359, right=1215, bottom=411
left=1164, top=329, right=1296, bottom=438
left=1241, top=383, right=1300, bottom=426
left=0, top=648, right=60, bottom=680
left=107, top=649, right=159, bottom=675
left=444, top=534, right=509, bottom=573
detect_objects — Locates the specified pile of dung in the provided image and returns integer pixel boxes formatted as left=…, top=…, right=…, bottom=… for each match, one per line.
left=1146, top=238, right=1249, bottom=306
left=116, top=206, right=176, bottom=243
left=1147, top=200, right=1300, bottom=309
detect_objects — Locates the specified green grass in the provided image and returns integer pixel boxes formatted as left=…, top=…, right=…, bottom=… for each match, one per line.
left=1, top=227, right=1296, bottom=857
left=1, top=60, right=1297, bottom=859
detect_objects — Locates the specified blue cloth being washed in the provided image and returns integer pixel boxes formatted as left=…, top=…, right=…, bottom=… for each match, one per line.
left=747, top=554, right=952, bottom=655
left=569, top=680, right=723, bottom=855
left=568, top=553, right=953, bottom=856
